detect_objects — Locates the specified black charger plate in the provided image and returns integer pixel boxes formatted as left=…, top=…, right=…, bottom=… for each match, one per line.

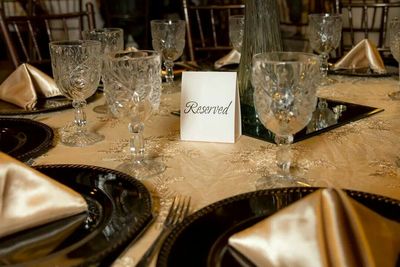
left=329, top=65, right=399, bottom=77
left=0, top=118, right=54, bottom=161
left=157, top=187, right=400, bottom=267
left=0, top=164, right=153, bottom=267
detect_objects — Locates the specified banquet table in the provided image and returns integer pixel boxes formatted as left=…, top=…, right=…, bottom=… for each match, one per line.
left=6, top=73, right=400, bottom=266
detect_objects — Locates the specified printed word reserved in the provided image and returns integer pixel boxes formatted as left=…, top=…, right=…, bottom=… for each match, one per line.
left=183, top=101, right=233, bottom=115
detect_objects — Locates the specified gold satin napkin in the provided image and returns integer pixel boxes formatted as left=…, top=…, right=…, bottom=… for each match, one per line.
left=0, top=63, right=61, bottom=110
left=0, top=152, right=87, bottom=238
left=214, top=49, right=241, bottom=69
left=228, top=188, right=400, bottom=267
left=332, top=39, right=386, bottom=74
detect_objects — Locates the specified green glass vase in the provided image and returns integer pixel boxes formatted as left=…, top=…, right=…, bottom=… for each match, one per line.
left=238, top=0, right=283, bottom=140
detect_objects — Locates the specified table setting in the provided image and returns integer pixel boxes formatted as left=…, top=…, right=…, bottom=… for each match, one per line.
left=0, top=7, right=400, bottom=267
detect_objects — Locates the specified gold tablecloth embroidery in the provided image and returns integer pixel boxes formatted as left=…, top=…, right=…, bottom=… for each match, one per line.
left=15, top=74, right=400, bottom=266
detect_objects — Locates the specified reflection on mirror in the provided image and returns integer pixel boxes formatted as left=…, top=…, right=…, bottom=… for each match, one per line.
left=243, top=98, right=383, bottom=144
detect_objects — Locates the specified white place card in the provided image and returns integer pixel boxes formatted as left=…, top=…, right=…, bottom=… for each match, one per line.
left=180, top=71, right=241, bottom=143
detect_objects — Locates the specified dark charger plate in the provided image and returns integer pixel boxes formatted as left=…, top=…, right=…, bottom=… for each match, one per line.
left=329, top=65, right=399, bottom=77
left=0, top=165, right=153, bottom=267
left=0, top=117, right=54, bottom=161
left=157, top=187, right=400, bottom=267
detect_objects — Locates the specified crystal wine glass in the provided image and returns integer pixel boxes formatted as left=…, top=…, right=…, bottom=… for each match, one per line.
left=104, top=50, right=164, bottom=179
left=229, top=15, right=245, bottom=52
left=388, top=17, right=400, bottom=100
left=252, top=52, right=320, bottom=188
left=308, top=13, right=342, bottom=86
left=150, top=19, right=186, bottom=93
left=82, top=28, right=124, bottom=114
left=49, top=40, right=103, bottom=147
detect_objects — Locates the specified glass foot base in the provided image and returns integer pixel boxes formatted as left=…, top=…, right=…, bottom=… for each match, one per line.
left=60, top=126, right=104, bottom=147
left=162, top=81, right=180, bottom=94
left=117, top=158, right=166, bottom=180
left=389, top=91, right=400, bottom=100
left=254, top=174, right=312, bottom=190
left=93, top=103, right=109, bottom=114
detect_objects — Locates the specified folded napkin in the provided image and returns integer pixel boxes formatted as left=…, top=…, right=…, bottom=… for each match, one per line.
left=332, top=39, right=386, bottom=74
left=228, top=188, right=400, bottom=267
left=0, top=152, right=87, bottom=238
left=0, top=63, right=61, bottom=110
left=214, top=49, right=241, bottom=69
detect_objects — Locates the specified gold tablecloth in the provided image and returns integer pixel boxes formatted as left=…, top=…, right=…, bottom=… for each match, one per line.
left=13, top=75, right=400, bottom=266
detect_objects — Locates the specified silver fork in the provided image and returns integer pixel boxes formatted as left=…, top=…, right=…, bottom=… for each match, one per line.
left=135, top=195, right=191, bottom=267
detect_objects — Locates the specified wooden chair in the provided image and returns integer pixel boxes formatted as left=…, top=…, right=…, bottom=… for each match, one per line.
left=181, top=0, right=245, bottom=63
left=0, top=2, right=96, bottom=74
left=100, top=0, right=150, bottom=49
left=279, top=0, right=335, bottom=52
left=335, top=0, right=400, bottom=60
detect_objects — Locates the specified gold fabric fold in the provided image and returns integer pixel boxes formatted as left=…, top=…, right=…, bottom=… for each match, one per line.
left=214, top=49, right=241, bottom=69
left=0, top=152, right=88, bottom=238
left=228, top=188, right=400, bottom=267
left=332, top=39, right=386, bottom=74
left=0, top=63, right=61, bottom=110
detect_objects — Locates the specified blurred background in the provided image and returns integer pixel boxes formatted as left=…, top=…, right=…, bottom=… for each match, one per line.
left=1, top=0, right=398, bottom=81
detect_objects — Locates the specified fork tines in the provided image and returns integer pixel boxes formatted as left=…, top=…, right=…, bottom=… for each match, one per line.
left=166, top=195, right=191, bottom=226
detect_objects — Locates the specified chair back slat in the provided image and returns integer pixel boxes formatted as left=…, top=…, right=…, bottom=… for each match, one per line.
left=182, top=0, right=245, bottom=62
left=44, top=19, right=52, bottom=41
left=336, top=0, right=400, bottom=59
left=195, top=9, right=205, bottom=48
left=12, top=22, right=29, bottom=61
left=0, top=2, right=95, bottom=73
left=210, top=9, right=218, bottom=47
left=27, top=20, right=43, bottom=61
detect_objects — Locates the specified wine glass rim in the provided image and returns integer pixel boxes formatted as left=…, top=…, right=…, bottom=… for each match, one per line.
left=49, top=40, right=101, bottom=47
left=83, top=28, right=124, bottom=34
left=253, top=52, right=320, bottom=63
left=107, top=49, right=160, bottom=61
left=150, top=19, right=185, bottom=25
left=308, top=13, right=342, bottom=19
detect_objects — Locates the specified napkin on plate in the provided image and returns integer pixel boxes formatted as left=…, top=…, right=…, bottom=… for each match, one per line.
left=332, top=39, right=386, bottom=74
left=228, top=188, right=400, bottom=267
left=214, top=49, right=241, bottom=69
left=0, top=63, right=61, bottom=110
left=0, top=152, right=88, bottom=239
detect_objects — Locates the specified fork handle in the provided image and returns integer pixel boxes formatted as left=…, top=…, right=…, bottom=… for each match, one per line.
left=135, top=228, right=171, bottom=267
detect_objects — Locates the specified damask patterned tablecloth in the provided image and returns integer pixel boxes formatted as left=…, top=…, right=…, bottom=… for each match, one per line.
left=28, top=75, right=400, bottom=266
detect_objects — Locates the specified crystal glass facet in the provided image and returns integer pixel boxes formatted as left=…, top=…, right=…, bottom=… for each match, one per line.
left=49, top=40, right=103, bottom=147
left=308, top=13, right=342, bottom=86
left=229, top=15, right=245, bottom=52
left=252, top=52, right=320, bottom=188
left=82, top=28, right=124, bottom=114
left=150, top=19, right=186, bottom=93
left=388, top=17, right=400, bottom=100
left=104, top=50, right=164, bottom=179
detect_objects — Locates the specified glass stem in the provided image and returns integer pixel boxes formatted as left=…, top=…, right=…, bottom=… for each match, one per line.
left=128, top=121, right=145, bottom=163
left=72, top=100, right=87, bottom=134
left=128, top=92, right=145, bottom=163
left=320, top=52, right=329, bottom=79
left=274, top=135, right=294, bottom=177
left=164, top=60, right=174, bottom=84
